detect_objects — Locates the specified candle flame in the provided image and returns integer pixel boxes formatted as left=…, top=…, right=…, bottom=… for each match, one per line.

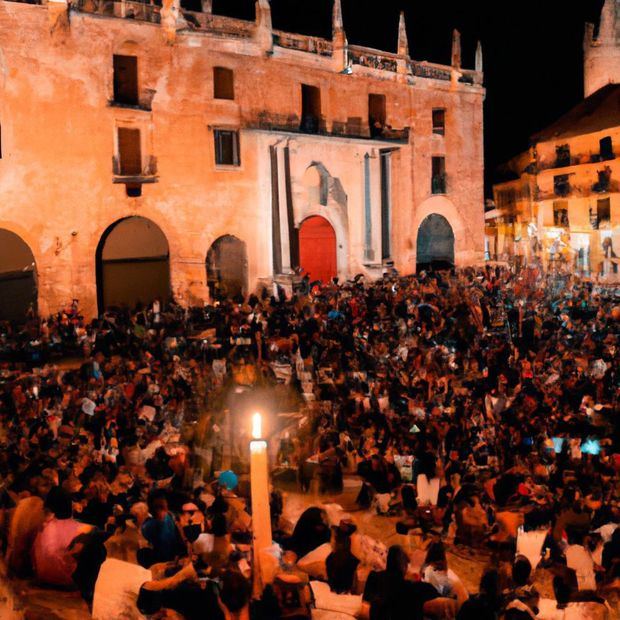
left=252, top=412, right=262, bottom=439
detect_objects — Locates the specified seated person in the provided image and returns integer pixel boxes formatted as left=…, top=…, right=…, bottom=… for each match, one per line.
left=422, top=541, right=468, bottom=607
left=141, top=491, right=185, bottom=564
left=326, top=522, right=360, bottom=594
left=363, top=545, right=445, bottom=620
left=31, top=487, right=92, bottom=587
left=138, top=566, right=251, bottom=620
left=502, top=555, right=540, bottom=617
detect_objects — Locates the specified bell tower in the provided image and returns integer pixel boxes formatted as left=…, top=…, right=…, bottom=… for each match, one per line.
left=584, top=0, right=620, bottom=97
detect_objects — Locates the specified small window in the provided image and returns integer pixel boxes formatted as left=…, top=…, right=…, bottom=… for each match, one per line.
left=431, top=156, right=446, bottom=194
left=553, top=200, right=569, bottom=227
left=432, top=109, right=445, bottom=135
left=368, top=94, right=386, bottom=138
left=555, top=144, right=571, bottom=167
left=213, top=67, right=234, bottom=100
left=554, top=174, right=570, bottom=197
left=118, top=128, right=142, bottom=175
left=113, top=55, right=139, bottom=106
left=600, top=136, right=614, bottom=160
left=597, top=197, right=611, bottom=224
left=300, top=84, right=321, bottom=134
left=214, top=129, right=240, bottom=166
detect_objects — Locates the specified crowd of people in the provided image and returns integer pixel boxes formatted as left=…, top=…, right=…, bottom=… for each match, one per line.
left=0, top=265, right=619, bottom=619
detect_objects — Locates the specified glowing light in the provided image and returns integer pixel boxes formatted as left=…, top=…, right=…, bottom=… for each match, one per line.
left=252, top=412, right=262, bottom=440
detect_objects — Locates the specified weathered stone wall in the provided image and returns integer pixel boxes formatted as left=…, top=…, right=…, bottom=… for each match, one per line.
left=0, top=1, right=484, bottom=317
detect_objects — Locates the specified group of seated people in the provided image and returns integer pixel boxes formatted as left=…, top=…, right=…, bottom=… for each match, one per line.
left=0, top=264, right=618, bottom=619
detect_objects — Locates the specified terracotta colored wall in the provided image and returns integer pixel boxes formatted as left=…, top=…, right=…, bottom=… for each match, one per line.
left=0, top=1, right=484, bottom=318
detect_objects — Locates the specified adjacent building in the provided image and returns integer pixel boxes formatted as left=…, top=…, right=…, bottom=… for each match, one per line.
left=489, top=0, right=619, bottom=278
left=0, top=0, right=485, bottom=320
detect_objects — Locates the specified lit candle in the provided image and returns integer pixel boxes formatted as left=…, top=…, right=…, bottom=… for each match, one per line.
left=252, top=412, right=262, bottom=440
left=249, top=413, right=272, bottom=597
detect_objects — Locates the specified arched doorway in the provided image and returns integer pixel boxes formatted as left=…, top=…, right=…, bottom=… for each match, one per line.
left=0, top=229, right=37, bottom=321
left=96, top=216, right=170, bottom=312
left=416, top=214, right=455, bottom=271
left=206, top=235, right=247, bottom=301
left=298, top=216, right=337, bottom=283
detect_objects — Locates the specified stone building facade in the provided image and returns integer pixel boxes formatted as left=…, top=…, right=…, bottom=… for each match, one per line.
left=0, top=0, right=485, bottom=320
left=489, top=0, right=619, bottom=278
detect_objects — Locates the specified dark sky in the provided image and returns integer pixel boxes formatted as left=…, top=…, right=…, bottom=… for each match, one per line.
left=213, top=0, right=605, bottom=195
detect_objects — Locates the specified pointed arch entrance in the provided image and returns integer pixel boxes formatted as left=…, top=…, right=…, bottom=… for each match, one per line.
left=0, top=229, right=37, bottom=321
left=206, top=235, right=248, bottom=301
left=416, top=213, right=455, bottom=271
left=96, top=216, right=170, bottom=312
left=298, top=215, right=337, bottom=284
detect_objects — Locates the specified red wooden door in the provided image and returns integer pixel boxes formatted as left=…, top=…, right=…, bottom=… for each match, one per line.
left=298, top=216, right=337, bottom=283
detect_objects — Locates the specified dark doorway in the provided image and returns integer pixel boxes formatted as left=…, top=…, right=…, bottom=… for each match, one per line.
left=300, top=84, right=321, bottom=133
left=298, top=216, right=337, bottom=284
left=113, top=55, right=139, bottom=106
left=0, top=229, right=37, bottom=322
left=96, top=217, right=170, bottom=313
left=416, top=213, right=454, bottom=271
left=368, top=94, right=386, bottom=137
left=206, top=235, right=247, bottom=300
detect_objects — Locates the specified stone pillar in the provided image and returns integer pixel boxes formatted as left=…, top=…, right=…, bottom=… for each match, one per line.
left=364, top=153, right=374, bottom=262
left=255, top=0, right=273, bottom=55
left=332, top=0, right=348, bottom=72
left=450, top=29, right=462, bottom=85
left=47, top=0, right=69, bottom=35
left=396, top=12, right=411, bottom=83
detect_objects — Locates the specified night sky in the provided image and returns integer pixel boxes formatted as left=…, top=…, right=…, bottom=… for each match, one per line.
left=213, top=0, right=605, bottom=195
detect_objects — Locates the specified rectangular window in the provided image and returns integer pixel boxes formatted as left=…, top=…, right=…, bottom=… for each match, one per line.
left=214, top=129, right=240, bottom=166
left=300, top=84, right=321, bottom=134
left=597, top=197, right=611, bottom=224
left=554, top=174, right=570, bottom=197
left=432, top=109, right=446, bottom=135
left=213, top=67, right=234, bottom=100
left=555, top=144, right=571, bottom=167
left=113, top=55, right=139, bottom=106
left=431, top=156, right=446, bottom=194
left=600, top=136, right=614, bottom=160
left=553, top=200, right=569, bottom=227
left=368, top=94, right=386, bottom=138
left=118, top=128, right=142, bottom=175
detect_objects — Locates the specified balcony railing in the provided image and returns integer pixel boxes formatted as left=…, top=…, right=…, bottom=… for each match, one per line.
left=272, top=31, right=332, bottom=57
left=349, top=46, right=398, bottom=73
left=410, top=61, right=452, bottom=82
left=251, top=113, right=409, bottom=142
left=75, top=0, right=161, bottom=23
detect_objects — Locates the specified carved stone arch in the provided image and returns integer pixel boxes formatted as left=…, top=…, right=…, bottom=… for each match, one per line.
left=302, top=162, right=348, bottom=211
left=114, top=39, right=141, bottom=56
